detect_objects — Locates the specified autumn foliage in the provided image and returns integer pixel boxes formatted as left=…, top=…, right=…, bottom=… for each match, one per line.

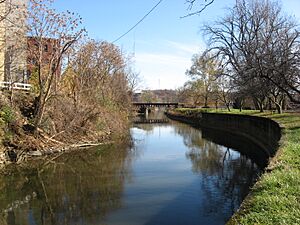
left=0, top=0, right=134, bottom=156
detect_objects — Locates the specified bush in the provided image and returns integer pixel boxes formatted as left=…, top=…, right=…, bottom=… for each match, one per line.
left=0, top=106, right=15, bottom=124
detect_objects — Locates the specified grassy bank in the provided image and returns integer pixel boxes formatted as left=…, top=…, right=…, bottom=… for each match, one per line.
left=172, top=108, right=300, bottom=225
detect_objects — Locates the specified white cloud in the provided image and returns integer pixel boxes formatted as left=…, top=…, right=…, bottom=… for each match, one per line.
left=166, top=41, right=203, bottom=55
left=133, top=40, right=205, bottom=90
left=134, top=52, right=191, bottom=90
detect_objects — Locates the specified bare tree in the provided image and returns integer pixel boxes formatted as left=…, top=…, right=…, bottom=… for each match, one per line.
left=26, top=0, right=85, bottom=133
left=182, top=0, right=215, bottom=18
left=126, top=68, right=142, bottom=94
left=215, top=76, right=233, bottom=111
left=204, top=0, right=300, bottom=111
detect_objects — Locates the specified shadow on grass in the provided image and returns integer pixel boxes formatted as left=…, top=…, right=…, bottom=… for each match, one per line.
left=288, top=126, right=300, bottom=131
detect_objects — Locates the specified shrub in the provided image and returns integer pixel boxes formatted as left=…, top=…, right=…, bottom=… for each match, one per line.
left=0, top=106, right=15, bottom=124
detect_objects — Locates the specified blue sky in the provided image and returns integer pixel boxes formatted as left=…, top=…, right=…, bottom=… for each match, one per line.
left=53, top=0, right=300, bottom=90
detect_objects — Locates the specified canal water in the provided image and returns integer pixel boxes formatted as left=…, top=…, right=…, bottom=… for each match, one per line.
left=0, top=116, right=264, bottom=225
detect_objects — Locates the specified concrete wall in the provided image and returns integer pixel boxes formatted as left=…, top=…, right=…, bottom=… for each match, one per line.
left=166, top=112, right=281, bottom=158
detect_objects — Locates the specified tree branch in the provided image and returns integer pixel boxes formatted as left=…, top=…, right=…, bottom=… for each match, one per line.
left=181, top=0, right=215, bottom=18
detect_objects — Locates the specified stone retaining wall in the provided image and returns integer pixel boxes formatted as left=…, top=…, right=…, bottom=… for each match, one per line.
left=166, top=112, right=281, bottom=158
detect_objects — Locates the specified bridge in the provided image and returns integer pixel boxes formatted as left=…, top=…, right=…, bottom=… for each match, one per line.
left=133, top=102, right=180, bottom=108
left=133, top=118, right=169, bottom=124
left=133, top=102, right=181, bottom=116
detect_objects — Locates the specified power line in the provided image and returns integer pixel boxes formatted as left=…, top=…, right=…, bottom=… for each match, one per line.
left=112, top=0, right=163, bottom=43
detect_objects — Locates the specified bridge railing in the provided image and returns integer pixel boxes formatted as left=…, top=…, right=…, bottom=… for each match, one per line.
left=0, top=82, right=32, bottom=91
left=133, top=118, right=169, bottom=124
left=132, top=102, right=180, bottom=107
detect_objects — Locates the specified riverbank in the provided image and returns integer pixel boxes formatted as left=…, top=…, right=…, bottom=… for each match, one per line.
left=0, top=92, right=131, bottom=168
left=166, top=109, right=300, bottom=225
left=0, top=132, right=128, bottom=170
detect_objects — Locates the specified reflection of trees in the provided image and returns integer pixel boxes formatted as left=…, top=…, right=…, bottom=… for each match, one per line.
left=187, top=143, right=224, bottom=176
left=174, top=123, right=225, bottom=176
left=174, top=123, right=261, bottom=218
left=133, top=124, right=155, bottom=134
left=173, top=122, right=206, bottom=150
left=0, top=143, right=133, bottom=225
left=195, top=148, right=259, bottom=217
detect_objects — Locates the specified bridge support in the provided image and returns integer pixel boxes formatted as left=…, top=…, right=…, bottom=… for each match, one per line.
left=145, top=108, right=149, bottom=119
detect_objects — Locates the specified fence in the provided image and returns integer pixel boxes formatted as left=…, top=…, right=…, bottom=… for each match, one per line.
left=0, top=82, right=32, bottom=91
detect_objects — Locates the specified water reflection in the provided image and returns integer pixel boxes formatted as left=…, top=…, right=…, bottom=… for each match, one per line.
left=175, top=122, right=261, bottom=216
left=0, top=144, right=133, bottom=225
left=142, top=122, right=261, bottom=225
left=0, top=118, right=264, bottom=225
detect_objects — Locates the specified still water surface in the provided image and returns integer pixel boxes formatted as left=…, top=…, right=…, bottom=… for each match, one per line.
left=0, top=120, right=264, bottom=225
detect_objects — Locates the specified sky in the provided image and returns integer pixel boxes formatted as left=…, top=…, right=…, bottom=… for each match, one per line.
left=53, top=0, right=300, bottom=90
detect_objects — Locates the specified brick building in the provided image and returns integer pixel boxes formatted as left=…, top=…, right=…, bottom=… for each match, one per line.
left=0, top=1, right=61, bottom=87
left=27, top=36, right=61, bottom=79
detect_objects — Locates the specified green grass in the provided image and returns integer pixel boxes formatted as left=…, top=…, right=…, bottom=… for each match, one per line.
left=173, top=108, right=300, bottom=224
left=174, top=107, right=271, bottom=116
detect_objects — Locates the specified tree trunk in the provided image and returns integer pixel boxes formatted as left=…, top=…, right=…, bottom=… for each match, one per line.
left=9, top=89, right=14, bottom=106
left=259, top=103, right=264, bottom=112
left=239, top=100, right=244, bottom=112
left=275, top=102, right=282, bottom=114
left=226, top=103, right=231, bottom=112
left=257, top=100, right=264, bottom=112
left=215, top=100, right=218, bottom=110
left=204, top=95, right=208, bottom=107
left=34, top=95, right=46, bottom=135
left=269, top=95, right=284, bottom=114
